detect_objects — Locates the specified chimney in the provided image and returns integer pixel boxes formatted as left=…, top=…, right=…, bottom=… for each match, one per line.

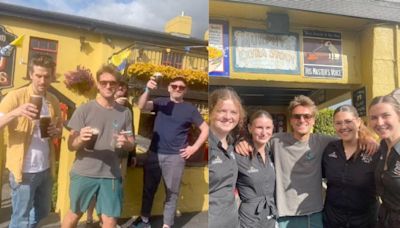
left=164, top=11, right=192, bottom=38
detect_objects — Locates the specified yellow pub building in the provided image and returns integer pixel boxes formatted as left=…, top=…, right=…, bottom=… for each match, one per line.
left=0, top=2, right=208, bottom=222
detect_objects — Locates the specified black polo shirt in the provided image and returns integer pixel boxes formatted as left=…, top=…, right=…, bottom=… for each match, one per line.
left=322, top=140, right=380, bottom=227
left=375, top=140, right=400, bottom=211
left=208, top=132, right=239, bottom=228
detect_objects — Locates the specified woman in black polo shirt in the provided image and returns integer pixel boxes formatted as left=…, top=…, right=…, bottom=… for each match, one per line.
left=369, top=90, right=400, bottom=228
left=322, top=105, right=380, bottom=228
left=236, top=110, right=277, bottom=228
left=209, top=87, right=246, bottom=228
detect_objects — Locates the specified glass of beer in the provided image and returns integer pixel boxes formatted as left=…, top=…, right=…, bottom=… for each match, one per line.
left=29, top=95, right=42, bottom=119
left=39, top=115, right=51, bottom=138
left=85, top=127, right=99, bottom=151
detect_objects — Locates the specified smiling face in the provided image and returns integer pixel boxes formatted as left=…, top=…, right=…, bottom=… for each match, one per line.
left=333, top=111, right=361, bottom=142
left=369, top=102, right=400, bottom=142
left=29, top=65, right=53, bottom=95
left=290, top=105, right=315, bottom=139
left=248, top=116, right=274, bottom=147
left=96, top=72, right=118, bottom=100
left=168, top=80, right=187, bottom=101
left=210, top=99, right=240, bottom=137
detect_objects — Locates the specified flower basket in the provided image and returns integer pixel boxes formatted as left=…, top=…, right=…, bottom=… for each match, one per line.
left=64, top=65, right=95, bottom=95
left=127, top=62, right=208, bottom=91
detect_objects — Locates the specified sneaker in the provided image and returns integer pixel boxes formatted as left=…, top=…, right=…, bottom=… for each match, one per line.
left=129, top=216, right=151, bottom=228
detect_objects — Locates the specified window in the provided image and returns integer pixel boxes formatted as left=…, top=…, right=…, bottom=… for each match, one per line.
left=28, top=37, right=58, bottom=69
left=161, top=50, right=183, bottom=69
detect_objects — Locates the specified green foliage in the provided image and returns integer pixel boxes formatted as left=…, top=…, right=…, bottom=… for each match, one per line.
left=314, top=109, right=336, bottom=136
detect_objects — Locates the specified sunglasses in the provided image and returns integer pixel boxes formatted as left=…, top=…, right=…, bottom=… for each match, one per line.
left=291, top=114, right=314, bottom=120
left=98, top=80, right=118, bottom=87
left=170, top=84, right=186, bottom=91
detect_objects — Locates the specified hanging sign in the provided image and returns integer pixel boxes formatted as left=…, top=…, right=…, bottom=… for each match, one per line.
left=303, top=30, right=343, bottom=78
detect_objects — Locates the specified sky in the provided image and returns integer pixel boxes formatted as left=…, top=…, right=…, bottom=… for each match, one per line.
left=0, top=0, right=208, bottom=39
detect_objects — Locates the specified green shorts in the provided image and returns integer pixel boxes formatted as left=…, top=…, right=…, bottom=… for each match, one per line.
left=69, top=172, right=123, bottom=218
left=278, top=212, right=323, bottom=228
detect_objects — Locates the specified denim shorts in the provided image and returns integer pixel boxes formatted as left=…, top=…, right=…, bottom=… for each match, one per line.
left=69, top=172, right=123, bottom=217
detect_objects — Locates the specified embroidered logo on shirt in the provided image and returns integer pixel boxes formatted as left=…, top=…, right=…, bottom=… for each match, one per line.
left=360, top=153, right=373, bottom=164
left=328, top=152, right=338, bottom=159
left=393, top=160, right=400, bottom=176
left=247, top=166, right=259, bottom=173
left=305, top=150, right=315, bottom=161
left=211, top=156, right=223, bottom=165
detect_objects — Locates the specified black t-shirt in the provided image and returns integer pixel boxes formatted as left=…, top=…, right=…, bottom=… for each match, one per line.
left=322, top=140, right=380, bottom=227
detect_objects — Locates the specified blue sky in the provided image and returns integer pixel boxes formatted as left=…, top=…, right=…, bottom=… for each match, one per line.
left=0, top=0, right=208, bottom=39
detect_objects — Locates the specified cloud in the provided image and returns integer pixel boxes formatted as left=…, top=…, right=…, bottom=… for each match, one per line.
left=0, top=0, right=208, bottom=39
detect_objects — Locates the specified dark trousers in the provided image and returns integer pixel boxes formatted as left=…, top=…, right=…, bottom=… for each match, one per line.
left=377, top=204, right=400, bottom=228
left=141, top=151, right=185, bottom=226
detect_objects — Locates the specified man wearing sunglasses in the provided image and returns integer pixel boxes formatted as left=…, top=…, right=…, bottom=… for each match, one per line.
left=236, top=95, right=378, bottom=228
left=130, top=76, right=208, bottom=228
left=62, top=64, right=135, bottom=228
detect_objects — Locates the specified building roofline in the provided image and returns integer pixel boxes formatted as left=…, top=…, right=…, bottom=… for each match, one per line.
left=0, top=2, right=207, bottom=47
left=227, top=0, right=400, bottom=23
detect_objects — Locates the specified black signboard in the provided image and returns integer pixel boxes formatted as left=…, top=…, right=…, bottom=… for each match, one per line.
left=352, top=87, right=366, bottom=117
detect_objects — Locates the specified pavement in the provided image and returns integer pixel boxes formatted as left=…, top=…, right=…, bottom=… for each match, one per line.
left=1, top=170, right=207, bottom=228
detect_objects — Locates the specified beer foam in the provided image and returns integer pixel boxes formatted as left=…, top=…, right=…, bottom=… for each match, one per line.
left=91, top=128, right=99, bottom=135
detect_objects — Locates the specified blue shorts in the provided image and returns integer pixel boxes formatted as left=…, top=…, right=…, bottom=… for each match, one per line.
left=69, top=172, right=123, bottom=217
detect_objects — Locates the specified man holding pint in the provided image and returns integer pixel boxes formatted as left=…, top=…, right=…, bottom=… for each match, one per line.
left=62, top=64, right=135, bottom=228
left=0, top=54, right=62, bottom=227
left=130, top=75, right=208, bottom=228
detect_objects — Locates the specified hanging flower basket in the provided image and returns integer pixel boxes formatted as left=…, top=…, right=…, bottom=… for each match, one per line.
left=64, top=65, right=95, bottom=95
left=127, top=62, right=208, bottom=91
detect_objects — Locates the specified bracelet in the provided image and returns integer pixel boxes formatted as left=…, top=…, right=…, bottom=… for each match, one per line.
left=144, top=87, right=149, bottom=93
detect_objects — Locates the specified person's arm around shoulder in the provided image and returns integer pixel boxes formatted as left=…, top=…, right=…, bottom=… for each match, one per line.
left=180, top=121, right=209, bottom=159
left=68, top=127, right=93, bottom=151
left=137, top=77, right=157, bottom=112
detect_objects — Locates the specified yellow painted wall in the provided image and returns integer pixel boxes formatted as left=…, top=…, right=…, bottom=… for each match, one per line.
left=210, top=1, right=400, bottom=113
left=210, top=1, right=364, bottom=87
left=165, top=15, right=192, bottom=37
left=0, top=13, right=208, bottom=223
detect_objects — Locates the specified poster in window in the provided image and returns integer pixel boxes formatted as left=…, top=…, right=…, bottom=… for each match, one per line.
left=0, top=25, right=17, bottom=89
left=303, top=30, right=343, bottom=78
left=209, top=20, right=230, bottom=77
left=232, top=27, right=300, bottom=74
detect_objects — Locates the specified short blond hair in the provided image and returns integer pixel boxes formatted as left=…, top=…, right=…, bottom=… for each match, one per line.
left=288, top=95, right=317, bottom=116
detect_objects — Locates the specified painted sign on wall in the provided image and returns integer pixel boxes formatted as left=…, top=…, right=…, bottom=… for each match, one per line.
left=232, top=27, right=300, bottom=74
left=209, top=20, right=230, bottom=77
left=303, top=30, right=343, bottom=78
left=0, top=26, right=17, bottom=89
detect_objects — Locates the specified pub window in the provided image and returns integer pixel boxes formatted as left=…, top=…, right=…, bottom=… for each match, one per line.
left=27, top=37, right=58, bottom=72
left=161, top=50, right=183, bottom=69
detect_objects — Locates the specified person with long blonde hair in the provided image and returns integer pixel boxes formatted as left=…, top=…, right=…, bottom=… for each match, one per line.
left=369, top=89, right=400, bottom=228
